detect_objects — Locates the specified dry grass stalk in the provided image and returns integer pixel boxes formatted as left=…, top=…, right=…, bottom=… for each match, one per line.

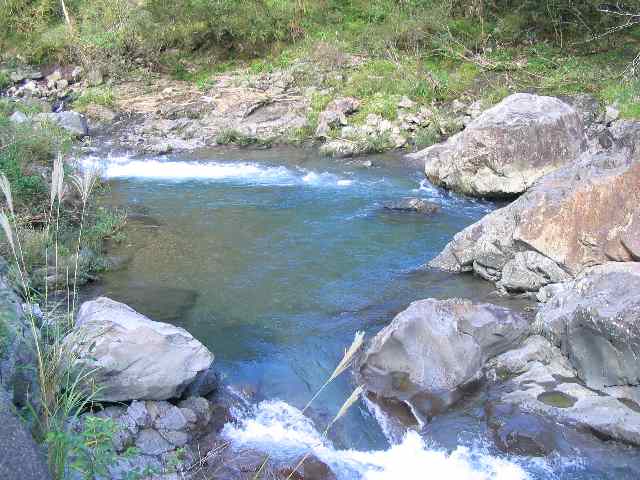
left=0, top=211, right=16, bottom=257
left=328, top=385, right=364, bottom=428
left=0, top=173, right=14, bottom=215
left=70, top=166, right=99, bottom=317
left=254, top=332, right=365, bottom=480
left=50, top=153, right=65, bottom=208
left=286, top=386, right=364, bottom=480
left=71, top=167, right=99, bottom=206
left=329, top=330, right=364, bottom=382
left=302, top=330, right=364, bottom=413
left=0, top=160, right=99, bottom=477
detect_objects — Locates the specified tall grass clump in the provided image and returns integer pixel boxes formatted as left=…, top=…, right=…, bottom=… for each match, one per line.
left=0, top=158, right=103, bottom=479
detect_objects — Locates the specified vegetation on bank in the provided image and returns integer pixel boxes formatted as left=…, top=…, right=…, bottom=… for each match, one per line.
left=0, top=99, right=126, bottom=285
left=3, top=1, right=640, bottom=114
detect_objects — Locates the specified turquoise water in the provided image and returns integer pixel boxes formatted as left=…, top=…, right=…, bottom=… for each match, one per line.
left=82, top=147, right=640, bottom=479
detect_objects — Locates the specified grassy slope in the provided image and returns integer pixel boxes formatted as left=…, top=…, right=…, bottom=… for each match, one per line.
left=2, top=2, right=640, bottom=139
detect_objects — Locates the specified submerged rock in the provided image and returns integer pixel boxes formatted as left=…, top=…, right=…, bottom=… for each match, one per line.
left=409, top=93, right=585, bottom=198
left=487, top=403, right=576, bottom=457
left=64, top=297, right=214, bottom=401
left=359, top=298, right=529, bottom=420
left=535, top=262, right=640, bottom=390
left=430, top=149, right=640, bottom=292
left=383, top=197, right=439, bottom=214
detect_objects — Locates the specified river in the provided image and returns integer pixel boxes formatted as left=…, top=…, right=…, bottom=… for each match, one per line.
left=80, top=147, right=640, bottom=479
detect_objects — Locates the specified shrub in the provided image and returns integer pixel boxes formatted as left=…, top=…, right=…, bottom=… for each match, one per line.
left=82, top=207, right=127, bottom=251
left=413, top=125, right=441, bottom=149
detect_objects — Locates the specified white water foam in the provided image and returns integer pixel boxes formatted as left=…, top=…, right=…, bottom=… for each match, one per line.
left=221, top=399, right=531, bottom=480
left=416, top=178, right=443, bottom=197
left=80, top=155, right=356, bottom=188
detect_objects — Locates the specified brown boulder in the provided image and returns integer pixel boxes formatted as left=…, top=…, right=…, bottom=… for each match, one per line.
left=430, top=149, right=640, bottom=292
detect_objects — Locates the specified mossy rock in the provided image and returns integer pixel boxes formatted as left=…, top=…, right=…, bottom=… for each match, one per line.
left=0, top=258, right=38, bottom=408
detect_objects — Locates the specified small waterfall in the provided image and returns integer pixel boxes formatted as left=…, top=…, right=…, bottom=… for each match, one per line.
left=221, top=397, right=532, bottom=480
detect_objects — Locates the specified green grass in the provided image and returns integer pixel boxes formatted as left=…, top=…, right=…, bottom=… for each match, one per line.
left=413, top=125, right=441, bottom=149
left=72, top=86, right=115, bottom=110
left=0, top=71, right=10, bottom=90
left=0, top=118, right=72, bottom=206
left=0, top=314, right=9, bottom=357
left=83, top=207, right=127, bottom=251
left=601, top=80, right=640, bottom=119
left=215, top=128, right=273, bottom=147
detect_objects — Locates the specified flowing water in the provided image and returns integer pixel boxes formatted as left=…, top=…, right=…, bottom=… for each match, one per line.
left=81, top=147, right=640, bottom=479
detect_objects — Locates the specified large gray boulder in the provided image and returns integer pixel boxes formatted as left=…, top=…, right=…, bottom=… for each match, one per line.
left=535, top=262, right=640, bottom=390
left=35, top=111, right=89, bottom=137
left=359, top=298, right=529, bottom=420
left=408, top=93, right=585, bottom=198
left=64, top=297, right=214, bottom=402
left=430, top=149, right=640, bottom=292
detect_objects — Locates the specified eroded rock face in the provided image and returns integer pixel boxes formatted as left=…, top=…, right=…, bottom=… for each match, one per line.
left=430, top=149, right=640, bottom=292
left=359, top=298, right=529, bottom=420
left=314, top=96, right=360, bottom=138
left=499, top=348, right=640, bottom=447
left=64, top=297, right=214, bottom=401
left=409, top=93, right=585, bottom=198
left=535, top=262, right=640, bottom=390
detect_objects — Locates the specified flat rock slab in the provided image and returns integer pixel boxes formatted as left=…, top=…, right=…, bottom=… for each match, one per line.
left=502, top=361, right=640, bottom=446
left=535, top=262, right=640, bottom=390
